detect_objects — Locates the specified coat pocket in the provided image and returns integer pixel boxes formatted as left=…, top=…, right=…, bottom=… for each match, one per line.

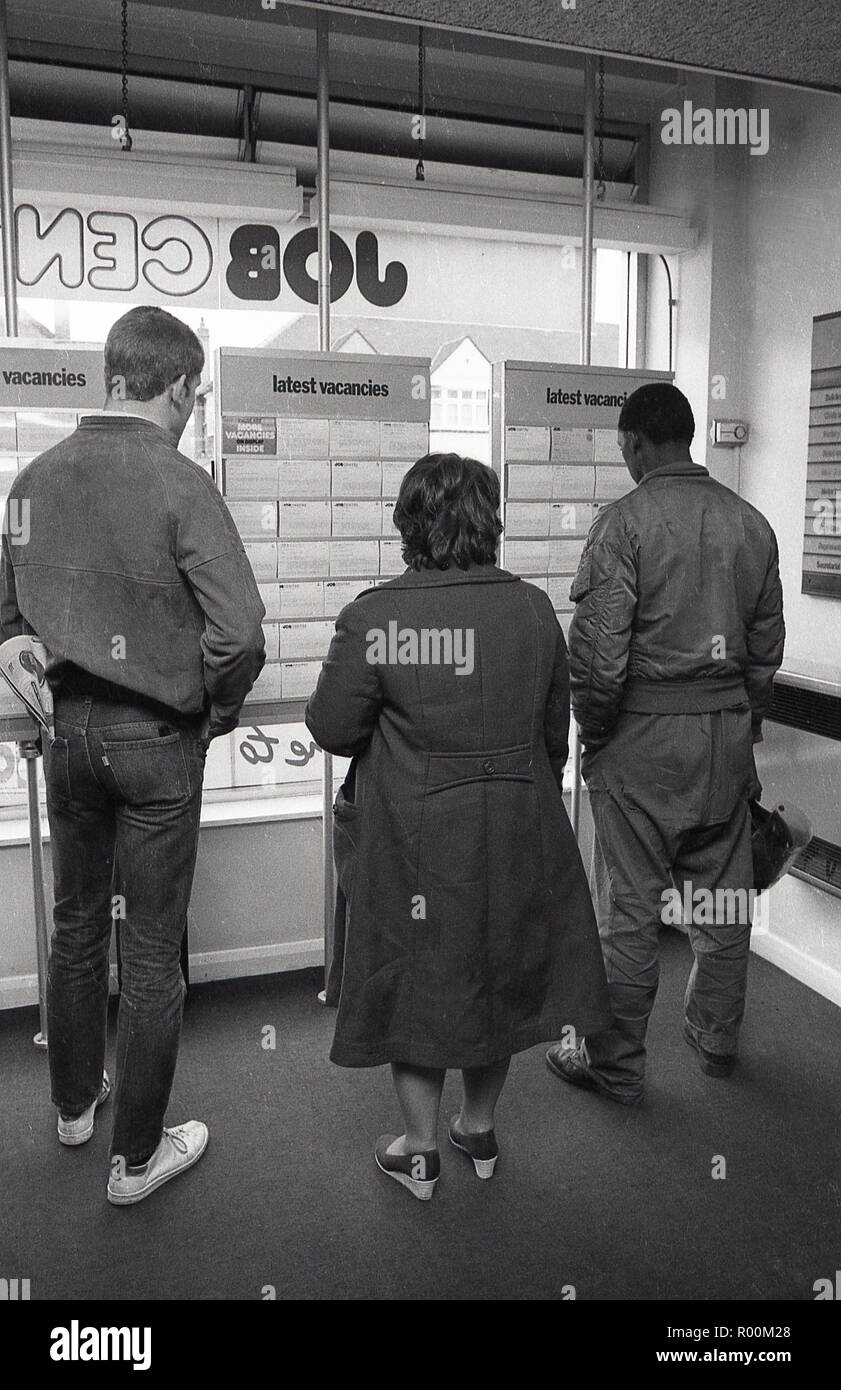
left=417, top=746, right=535, bottom=889
left=417, top=781, right=486, bottom=886
left=332, top=782, right=361, bottom=901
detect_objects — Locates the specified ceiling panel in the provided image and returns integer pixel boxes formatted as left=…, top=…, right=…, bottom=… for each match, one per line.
left=9, top=0, right=681, bottom=129
left=8, top=1, right=668, bottom=184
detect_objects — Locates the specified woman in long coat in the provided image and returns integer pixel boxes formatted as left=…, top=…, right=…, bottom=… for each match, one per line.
left=306, top=453, right=610, bottom=1200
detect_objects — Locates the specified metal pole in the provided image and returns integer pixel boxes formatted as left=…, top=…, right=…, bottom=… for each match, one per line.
left=23, top=744, right=49, bottom=1047
left=580, top=56, right=596, bottom=370
left=1, top=10, right=46, bottom=1045
left=316, top=14, right=336, bottom=1004
left=571, top=55, right=597, bottom=839
left=0, top=0, right=16, bottom=336
left=317, top=14, right=330, bottom=355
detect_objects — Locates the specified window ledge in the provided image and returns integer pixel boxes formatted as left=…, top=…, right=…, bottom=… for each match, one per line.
left=0, top=792, right=324, bottom=849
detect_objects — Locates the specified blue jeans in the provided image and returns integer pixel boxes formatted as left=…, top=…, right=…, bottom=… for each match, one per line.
left=43, top=695, right=206, bottom=1166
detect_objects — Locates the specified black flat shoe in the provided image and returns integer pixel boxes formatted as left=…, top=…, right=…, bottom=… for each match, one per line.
left=374, top=1134, right=440, bottom=1201
left=683, top=1024, right=736, bottom=1078
left=448, top=1116, right=498, bottom=1179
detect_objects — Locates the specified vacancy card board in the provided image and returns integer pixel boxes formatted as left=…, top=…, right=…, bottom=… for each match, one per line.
left=0, top=340, right=104, bottom=485
left=0, top=343, right=104, bottom=740
left=217, top=348, right=431, bottom=713
left=0, top=340, right=108, bottom=567
left=493, top=362, right=672, bottom=635
left=803, top=314, right=841, bottom=599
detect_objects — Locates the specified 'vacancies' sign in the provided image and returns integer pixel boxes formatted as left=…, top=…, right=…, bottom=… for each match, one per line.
left=14, top=203, right=410, bottom=313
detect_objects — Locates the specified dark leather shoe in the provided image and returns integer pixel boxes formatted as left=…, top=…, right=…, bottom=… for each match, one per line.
left=683, top=1024, right=736, bottom=1078
left=375, top=1134, right=440, bottom=1200
left=545, top=1042, right=643, bottom=1106
left=448, top=1116, right=498, bottom=1178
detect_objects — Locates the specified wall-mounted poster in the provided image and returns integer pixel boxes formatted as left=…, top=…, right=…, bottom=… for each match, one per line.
left=803, top=313, right=841, bottom=599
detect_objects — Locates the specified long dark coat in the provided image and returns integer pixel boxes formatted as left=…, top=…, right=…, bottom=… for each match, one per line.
left=305, top=562, right=611, bottom=1069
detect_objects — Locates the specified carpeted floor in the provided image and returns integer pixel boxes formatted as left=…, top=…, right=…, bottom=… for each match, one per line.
left=1, top=927, right=839, bottom=1301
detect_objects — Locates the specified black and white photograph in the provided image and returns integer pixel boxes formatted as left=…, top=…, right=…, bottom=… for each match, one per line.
left=0, top=0, right=839, bottom=1360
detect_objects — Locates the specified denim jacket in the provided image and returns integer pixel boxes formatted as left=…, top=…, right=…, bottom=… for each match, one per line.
left=0, top=415, right=266, bottom=737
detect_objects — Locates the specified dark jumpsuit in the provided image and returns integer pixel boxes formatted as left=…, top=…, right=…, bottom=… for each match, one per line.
left=568, top=461, right=784, bottom=1100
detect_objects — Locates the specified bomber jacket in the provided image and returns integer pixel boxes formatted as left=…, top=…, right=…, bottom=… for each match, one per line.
left=568, top=461, right=784, bottom=746
left=0, top=414, right=266, bottom=737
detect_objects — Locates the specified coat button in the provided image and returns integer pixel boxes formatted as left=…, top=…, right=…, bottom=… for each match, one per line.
left=483, top=759, right=496, bottom=774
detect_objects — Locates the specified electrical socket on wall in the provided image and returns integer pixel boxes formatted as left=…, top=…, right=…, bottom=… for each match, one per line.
left=711, top=419, right=749, bottom=446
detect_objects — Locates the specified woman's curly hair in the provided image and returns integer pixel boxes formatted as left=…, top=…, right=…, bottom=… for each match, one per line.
left=392, top=452, right=503, bottom=571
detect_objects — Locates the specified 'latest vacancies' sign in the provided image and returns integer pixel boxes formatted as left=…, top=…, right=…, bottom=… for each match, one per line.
left=502, top=363, right=673, bottom=428
left=218, top=349, right=430, bottom=422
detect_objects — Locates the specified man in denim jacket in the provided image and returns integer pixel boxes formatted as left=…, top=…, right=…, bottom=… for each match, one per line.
left=547, top=383, right=784, bottom=1105
left=0, top=307, right=265, bottom=1201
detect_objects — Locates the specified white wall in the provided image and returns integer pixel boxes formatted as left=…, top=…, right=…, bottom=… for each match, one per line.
left=0, top=811, right=324, bottom=1010
left=739, top=82, right=841, bottom=670
left=652, top=73, right=841, bottom=665
left=737, top=81, right=841, bottom=1000
left=647, top=74, right=841, bottom=1006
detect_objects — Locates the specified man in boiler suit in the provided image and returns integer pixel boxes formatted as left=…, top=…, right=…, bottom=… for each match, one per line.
left=546, top=383, right=784, bottom=1105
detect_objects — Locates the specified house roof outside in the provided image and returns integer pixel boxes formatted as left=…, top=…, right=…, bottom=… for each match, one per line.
left=2, top=307, right=58, bottom=340
left=259, top=314, right=621, bottom=372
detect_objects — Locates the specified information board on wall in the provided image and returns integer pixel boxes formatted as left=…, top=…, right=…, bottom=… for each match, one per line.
left=803, top=313, right=841, bottom=598
left=0, top=339, right=103, bottom=505
left=0, top=341, right=105, bottom=742
left=493, top=361, right=672, bottom=635
left=216, top=348, right=430, bottom=715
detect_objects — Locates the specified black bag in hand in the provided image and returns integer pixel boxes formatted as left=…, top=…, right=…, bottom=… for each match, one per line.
left=750, top=800, right=812, bottom=892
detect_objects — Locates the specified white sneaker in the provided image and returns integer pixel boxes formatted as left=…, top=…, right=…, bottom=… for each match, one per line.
left=57, top=1071, right=111, bottom=1146
left=106, top=1121, right=209, bottom=1206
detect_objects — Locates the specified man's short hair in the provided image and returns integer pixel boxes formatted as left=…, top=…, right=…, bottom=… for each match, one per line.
left=103, top=306, right=204, bottom=401
left=394, top=452, right=503, bottom=571
left=618, top=382, right=695, bottom=446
